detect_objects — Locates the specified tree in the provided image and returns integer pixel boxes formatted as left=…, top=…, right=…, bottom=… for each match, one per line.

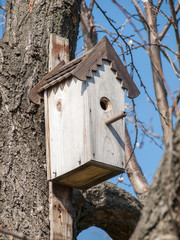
left=0, top=0, right=180, bottom=240
left=0, top=0, right=81, bottom=239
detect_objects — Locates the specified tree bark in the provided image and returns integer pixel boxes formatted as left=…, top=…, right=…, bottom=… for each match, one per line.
left=0, top=0, right=81, bottom=239
left=125, top=125, right=149, bottom=203
left=73, top=182, right=142, bottom=240
left=130, top=118, right=180, bottom=240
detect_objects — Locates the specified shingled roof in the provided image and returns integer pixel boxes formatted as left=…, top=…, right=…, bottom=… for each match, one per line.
left=29, top=36, right=140, bottom=104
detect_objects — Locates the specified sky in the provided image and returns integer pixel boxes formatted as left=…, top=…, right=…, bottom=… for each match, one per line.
left=0, top=0, right=179, bottom=239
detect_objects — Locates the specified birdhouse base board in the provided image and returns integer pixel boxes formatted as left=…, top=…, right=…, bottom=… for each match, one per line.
left=51, top=160, right=124, bottom=190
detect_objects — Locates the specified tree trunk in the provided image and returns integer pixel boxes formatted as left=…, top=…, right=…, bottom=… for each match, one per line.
left=0, top=1, right=81, bottom=239
left=130, top=118, right=180, bottom=240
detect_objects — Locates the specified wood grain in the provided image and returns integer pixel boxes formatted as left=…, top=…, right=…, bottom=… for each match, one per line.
left=29, top=36, right=140, bottom=104
left=47, top=34, right=73, bottom=240
left=45, top=60, right=125, bottom=189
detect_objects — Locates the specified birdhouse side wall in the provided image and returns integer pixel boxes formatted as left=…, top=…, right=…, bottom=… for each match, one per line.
left=85, top=60, right=125, bottom=169
left=44, top=78, right=90, bottom=180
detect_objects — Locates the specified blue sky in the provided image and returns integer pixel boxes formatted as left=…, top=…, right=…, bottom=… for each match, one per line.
left=0, top=0, right=179, bottom=239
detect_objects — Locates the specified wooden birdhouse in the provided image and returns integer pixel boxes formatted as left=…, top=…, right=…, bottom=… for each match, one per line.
left=29, top=36, right=140, bottom=190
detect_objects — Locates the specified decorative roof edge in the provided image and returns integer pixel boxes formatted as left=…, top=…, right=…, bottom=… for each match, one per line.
left=29, top=36, right=140, bottom=105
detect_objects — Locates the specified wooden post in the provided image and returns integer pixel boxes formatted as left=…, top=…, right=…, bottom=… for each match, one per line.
left=48, top=34, right=73, bottom=240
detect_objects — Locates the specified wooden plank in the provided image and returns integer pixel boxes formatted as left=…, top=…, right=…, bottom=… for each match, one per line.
left=29, top=36, right=140, bottom=104
left=49, top=183, right=73, bottom=240
left=49, top=34, right=69, bottom=72
left=47, top=34, right=72, bottom=240
left=87, top=60, right=126, bottom=169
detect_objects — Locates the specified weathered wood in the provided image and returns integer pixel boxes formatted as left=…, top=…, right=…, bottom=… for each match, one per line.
left=105, top=111, right=127, bottom=125
left=48, top=35, right=72, bottom=240
left=49, top=183, right=73, bottom=240
left=45, top=60, right=125, bottom=189
left=29, top=36, right=140, bottom=104
left=49, top=34, right=69, bottom=72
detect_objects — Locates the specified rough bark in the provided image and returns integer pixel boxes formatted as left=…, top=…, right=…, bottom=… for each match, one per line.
left=73, top=181, right=142, bottom=240
left=130, top=118, right=180, bottom=240
left=0, top=0, right=81, bottom=239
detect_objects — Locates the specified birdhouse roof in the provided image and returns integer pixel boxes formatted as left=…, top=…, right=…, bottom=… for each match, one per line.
left=29, top=36, right=140, bottom=104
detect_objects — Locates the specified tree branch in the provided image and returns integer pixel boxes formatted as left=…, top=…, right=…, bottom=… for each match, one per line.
left=0, top=5, right=6, bottom=11
left=159, top=2, right=180, bottom=40
left=131, top=0, right=147, bottom=30
left=73, top=182, right=142, bottom=240
left=126, top=116, right=164, bottom=142
left=0, top=13, right=5, bottom=19
left=89, top=0, right=94, bottom=15
left=125, top=125, right=149, bottom=203
left=168, top=0, right=180, bottom=69
left=80, top=0, right=97, bottom=51
left=156, top=0, right=163, bottom=12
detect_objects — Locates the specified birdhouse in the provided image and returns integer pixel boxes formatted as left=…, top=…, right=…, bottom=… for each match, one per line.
left=29, top=36, right=140, bottom=190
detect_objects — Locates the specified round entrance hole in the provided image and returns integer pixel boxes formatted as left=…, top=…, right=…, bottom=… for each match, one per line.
left=100, top=97, right=112, bottom=111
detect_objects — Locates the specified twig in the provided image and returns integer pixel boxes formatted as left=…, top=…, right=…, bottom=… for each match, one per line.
left=156, top=0, right=163, bottom=13
left=131, top=0, right=145, bottom=19
left=170, top=88, right=180, bottom=117
left=159, top=2, right=180, bottom=40
left=126, top=116, right=163, bottom=142
left=0, top=226, right=40, bottom=240
left=112, top=0, right=147, bottom=45
left=0, top=21, right=5, bottom=26
left=93, top=23, right=126, bottom=64
left=169, top=0, right=180, bottom=69
left=0, top=13, right=5, bottom=19
left=0, top=5, right=6, bottom=11
left=160, top=47, right=180, bottom=79
left=120, top=42, right=178, bottom=57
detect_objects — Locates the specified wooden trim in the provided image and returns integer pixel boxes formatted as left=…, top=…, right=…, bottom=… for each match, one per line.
left=51, top=160, right=124, bottom=190
left=29, top=36, right=140, bottom=104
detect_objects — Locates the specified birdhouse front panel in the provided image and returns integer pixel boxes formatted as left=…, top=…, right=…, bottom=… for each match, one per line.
left=85, top=60, right=125, bottom=169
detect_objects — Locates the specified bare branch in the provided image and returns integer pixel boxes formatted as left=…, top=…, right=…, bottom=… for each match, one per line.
left=168, top=0, right=180, bottom=68
left=170, top=88, right=180, bottom=117
left=93, top=23, right=126, bottom=65
left=89, top=0, right=94, bottom=15
left=0, top=13, right=5, bottom=19
left=111, top=0, right=147, bottom=44
left=126, top=116, right=164, bottom=142
left=120, top=42, right=178, bottom=57
left=125, top=125, right=149, bottom=203
left=160, top=46, right=180, bottom=79
left=159, top=2, right=180, bottom=40
left=0, top=227, right=40, bottom=240
left=156, top=0, right=163, bottom=12
left=131, top=0, right=145, bottom=19
left=80, top=0, right=97, bottom=51
left=0, top=21, right=5, bottom=26
left=0, top=5, right=6, bottom=11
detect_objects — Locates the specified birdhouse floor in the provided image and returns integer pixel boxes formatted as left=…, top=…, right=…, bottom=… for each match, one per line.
left=51, top=160, right=124, bottom=190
